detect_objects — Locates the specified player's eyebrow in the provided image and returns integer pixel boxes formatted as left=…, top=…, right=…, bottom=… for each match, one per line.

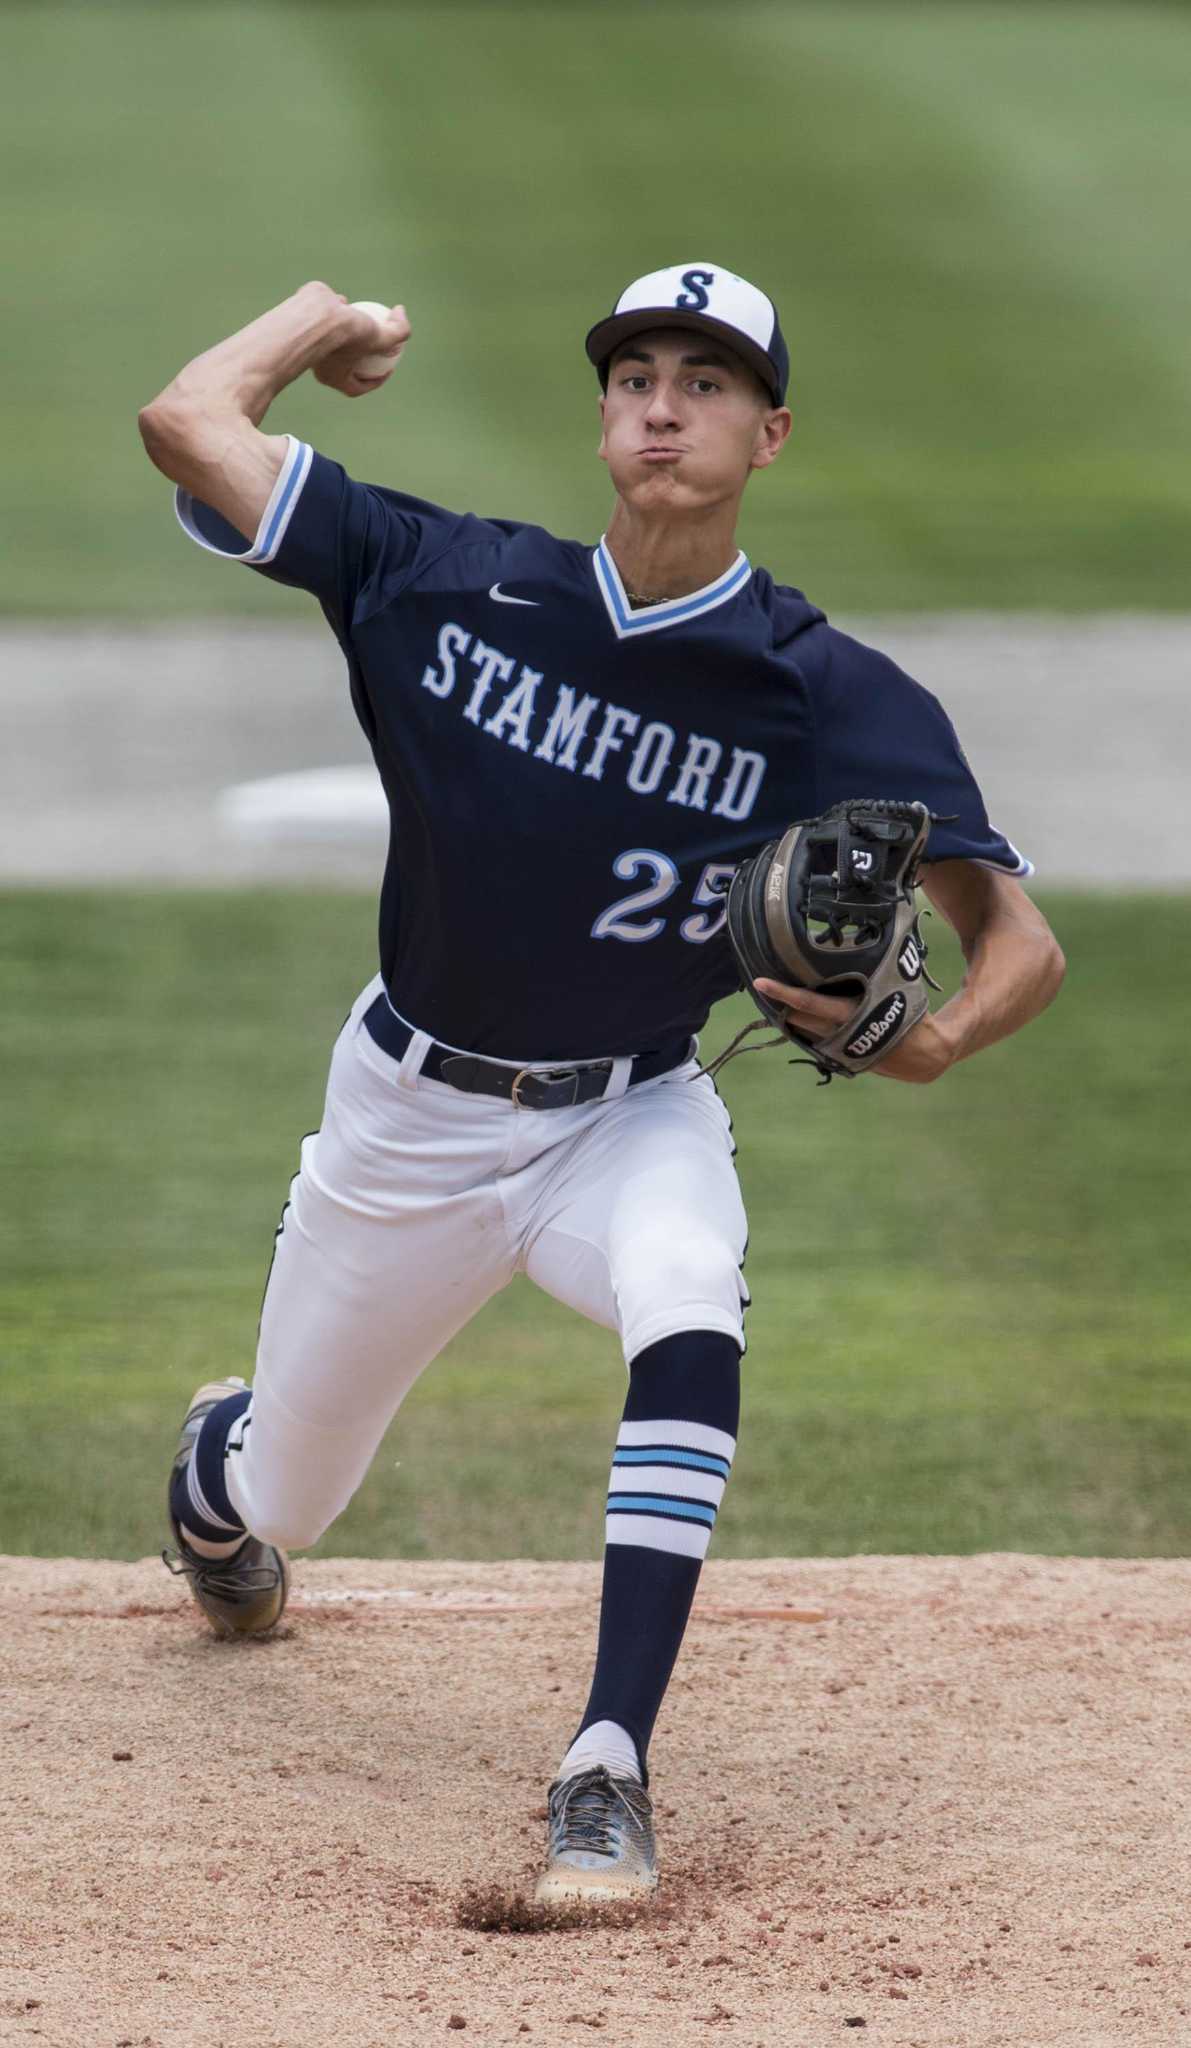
left=613, top=346, right=737, bottom=372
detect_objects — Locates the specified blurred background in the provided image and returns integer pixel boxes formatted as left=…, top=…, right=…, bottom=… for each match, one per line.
left=3, top=0, right=1189, bottom=1562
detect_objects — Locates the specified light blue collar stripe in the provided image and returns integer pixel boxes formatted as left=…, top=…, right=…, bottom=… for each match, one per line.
left=595, top=540, right=751, bottom=634
left=607, top=1494, right=717, bottom=1524
left=599, top=535, right=750, bottom=607
left=593, top=546, right=622, bottom=621
left=613, top=1448, right=731, bottom=1475
left=259, top=442, right=311, bottom=559
left=618, top=562, right=750, bottom=629
left=600, top=544, right=749, bottom=625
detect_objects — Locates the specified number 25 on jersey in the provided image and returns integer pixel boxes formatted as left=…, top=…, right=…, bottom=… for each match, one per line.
left=591, top=851, right=734, bottom=945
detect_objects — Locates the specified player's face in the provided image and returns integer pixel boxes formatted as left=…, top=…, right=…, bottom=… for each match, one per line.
left=598, top=329, right=790, bottom=514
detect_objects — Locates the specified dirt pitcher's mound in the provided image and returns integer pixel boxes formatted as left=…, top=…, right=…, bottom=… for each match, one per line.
left=1, top=1555, right=1188, bottom=2048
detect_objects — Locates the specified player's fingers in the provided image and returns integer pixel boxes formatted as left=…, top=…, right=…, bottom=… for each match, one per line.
left=315, top=360, right=397, bottom=398
left=753, top=978, right=856, bottom=1036
left=361, top=316, right=409, bottom=362
left=353, top=305, right=410, bottom=357
left=345, top=369, right=396, bottom=397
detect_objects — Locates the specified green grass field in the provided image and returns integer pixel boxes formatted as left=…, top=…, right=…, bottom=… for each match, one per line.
left=3, top=888, right=1188, bottom=1563
left=3, top=2, right=1190, bottom=614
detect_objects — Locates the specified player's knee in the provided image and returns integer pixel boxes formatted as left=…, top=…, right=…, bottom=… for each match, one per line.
left=630, top=1230, right=743, bottom=1322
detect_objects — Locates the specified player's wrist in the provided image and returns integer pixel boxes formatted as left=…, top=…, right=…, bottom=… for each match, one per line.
left=285, top=282, right=364, bottom=357
left=246, top=286, right=358, bottom=390
left=870, top=1009, right=954, bottom=1085
left=929, top=998, right=980, bottom=1069
left=915, top=1008, right=962, bottom=1078
left=160, top=291, right=340, bottom=429
left=202, top=288, right=361, bottom=420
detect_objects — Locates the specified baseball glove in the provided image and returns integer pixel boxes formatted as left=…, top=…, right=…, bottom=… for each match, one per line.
left=705, top=798, right=942, bottom=1083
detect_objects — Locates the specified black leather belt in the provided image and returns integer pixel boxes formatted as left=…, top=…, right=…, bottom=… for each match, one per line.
left=363, top=995, right=691, bottom=1110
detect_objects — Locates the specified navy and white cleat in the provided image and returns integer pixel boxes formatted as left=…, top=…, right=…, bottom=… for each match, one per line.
left=163, top=1377, right=289, bottom=1638
left=534, top=1765, right=659, bottom=1907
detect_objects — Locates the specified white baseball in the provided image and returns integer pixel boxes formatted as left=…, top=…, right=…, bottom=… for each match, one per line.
left=348, top=300, right=404, bottom=379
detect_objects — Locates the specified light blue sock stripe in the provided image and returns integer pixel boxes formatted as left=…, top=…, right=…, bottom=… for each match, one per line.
left=613, top=1447, right=731, bottom=1477
left=606, top=1495, right=717, bottom=1526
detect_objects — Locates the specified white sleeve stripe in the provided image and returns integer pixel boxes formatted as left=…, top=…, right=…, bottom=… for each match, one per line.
left=173, top=435, right=313, bottom=564
left=976, top=841, right=1034, bottom=879
left=255, top=438, right=313, bottom=561
left=927, top=842, right=1035, bottom=880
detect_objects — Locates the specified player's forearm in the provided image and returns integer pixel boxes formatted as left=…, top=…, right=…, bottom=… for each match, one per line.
left=862, top=869, right=1063, bottom=1084
left=931, top=895, right=1065, bottom=1068
left=144, top=284, right=358, bottom=443
left=137, top=282, right=361, bottom=533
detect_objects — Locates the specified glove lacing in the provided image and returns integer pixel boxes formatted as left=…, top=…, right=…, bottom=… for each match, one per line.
left=694, top=1017, right=790, bottom=1081
left=695, top=1017, right=839, bottom=1084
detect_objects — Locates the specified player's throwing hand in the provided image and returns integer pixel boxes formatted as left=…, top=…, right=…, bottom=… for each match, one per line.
left=314, top=297, right=410, bottom=397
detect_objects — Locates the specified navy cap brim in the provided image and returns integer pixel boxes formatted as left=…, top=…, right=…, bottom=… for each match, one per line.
left=584, top=307, right=786, bottom=406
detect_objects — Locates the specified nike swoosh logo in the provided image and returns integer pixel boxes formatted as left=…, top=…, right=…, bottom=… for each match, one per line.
left=489, top=583, right=539, bottom=606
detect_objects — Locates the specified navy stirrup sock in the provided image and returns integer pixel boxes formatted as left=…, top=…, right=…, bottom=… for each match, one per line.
left=569, top=1329, right=741, bottom=1782
left=169, top=1388, right=250, bottom=1546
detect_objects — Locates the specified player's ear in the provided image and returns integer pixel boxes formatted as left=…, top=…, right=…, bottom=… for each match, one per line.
left=750, top=405, right=792, bottom=472
left=597, top=393, right=608, bottom=463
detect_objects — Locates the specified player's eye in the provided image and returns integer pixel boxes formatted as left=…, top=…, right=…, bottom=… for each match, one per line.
left=622, top=374, right=650, bottom=391
left=690, top=378, right=719, bottom=395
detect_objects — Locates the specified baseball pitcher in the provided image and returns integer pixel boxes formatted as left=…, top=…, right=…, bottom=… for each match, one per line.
left=138, top=263, right=1064, bottom=1905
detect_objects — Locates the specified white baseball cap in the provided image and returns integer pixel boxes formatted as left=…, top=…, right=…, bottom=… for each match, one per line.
left=585, top=262, right=789, bottom=405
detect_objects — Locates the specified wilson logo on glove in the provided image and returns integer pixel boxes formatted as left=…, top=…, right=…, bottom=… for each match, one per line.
left=844, top=991, right=908, bottom=1061
left=898, top=935, right=923, bottom=980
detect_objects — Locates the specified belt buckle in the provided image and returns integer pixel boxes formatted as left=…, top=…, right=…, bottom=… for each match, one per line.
left=511, top=1065, right=582, bottom=1110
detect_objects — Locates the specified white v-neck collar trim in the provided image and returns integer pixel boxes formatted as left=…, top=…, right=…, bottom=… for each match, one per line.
left=593, top=537, right=752, bottom=639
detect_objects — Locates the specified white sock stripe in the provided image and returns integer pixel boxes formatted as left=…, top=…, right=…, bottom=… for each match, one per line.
left=606, top=1512, right=711, bottom=1560
left=185, top=1460, right=242, bottom=1534
left=226, top=1409, right=251, bottom=1456
left=608, top=1463, right=726, bottom=1507
left=177, top=1522, right=246, bottom=1560
left=616, top=1417, right=736, bottom=1462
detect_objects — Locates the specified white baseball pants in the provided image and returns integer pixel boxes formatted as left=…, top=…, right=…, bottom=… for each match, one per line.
left=225, top=979, right=749, bottom=1550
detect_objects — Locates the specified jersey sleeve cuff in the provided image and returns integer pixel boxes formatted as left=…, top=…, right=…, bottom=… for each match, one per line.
left=978, top=845, right=1034, bottom=878
left=174, top=435, right=314, bottom=563
left=926, top=842, right=1035, bottom=879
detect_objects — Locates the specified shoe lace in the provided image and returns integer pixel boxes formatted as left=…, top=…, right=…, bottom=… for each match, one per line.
left=161, top=1544, right=282, bottom=1599
left=552, top=1767, right=648, bottom=1856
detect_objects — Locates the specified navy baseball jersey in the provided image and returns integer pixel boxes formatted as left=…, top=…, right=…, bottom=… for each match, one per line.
left=178, top=436, right=1030, bottom=1061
